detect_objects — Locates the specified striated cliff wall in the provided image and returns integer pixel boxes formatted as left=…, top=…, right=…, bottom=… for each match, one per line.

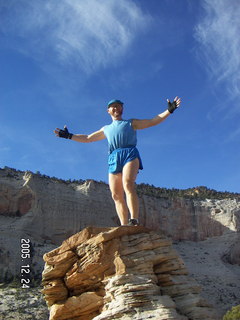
left=1, top=167, right=240, bottom=246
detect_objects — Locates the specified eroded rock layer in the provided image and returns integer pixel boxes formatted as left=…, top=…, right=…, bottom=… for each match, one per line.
left=42, top=227, right=220, bottom=320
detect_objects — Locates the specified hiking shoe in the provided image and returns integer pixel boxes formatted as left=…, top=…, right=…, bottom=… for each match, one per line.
left=128, top=219, right=139, bottom=226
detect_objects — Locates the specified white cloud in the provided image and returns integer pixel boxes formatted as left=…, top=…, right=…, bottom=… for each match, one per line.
left=194, top=0, right=240, bottom=100
left=0, top=0, right=151, bottom=73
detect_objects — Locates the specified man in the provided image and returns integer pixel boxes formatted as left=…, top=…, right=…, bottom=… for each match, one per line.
left=54, top=97, right=181, bottom=226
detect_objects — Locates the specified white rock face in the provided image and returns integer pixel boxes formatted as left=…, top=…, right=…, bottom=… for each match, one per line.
left=139, top=195, right=240, bottom=240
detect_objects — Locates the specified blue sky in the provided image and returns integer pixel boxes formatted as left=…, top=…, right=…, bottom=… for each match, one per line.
left=0, top=0, right=240, bottom=193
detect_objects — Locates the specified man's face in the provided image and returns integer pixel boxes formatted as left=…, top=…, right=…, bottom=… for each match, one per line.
left=107, top=103, right=123, bottom=119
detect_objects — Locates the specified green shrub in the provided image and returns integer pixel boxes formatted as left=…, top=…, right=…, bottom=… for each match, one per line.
left=223, top=305, right=240, bottom=320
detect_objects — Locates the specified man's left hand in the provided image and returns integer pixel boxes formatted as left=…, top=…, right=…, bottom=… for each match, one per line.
left=167, top=96, right=181, bottom=113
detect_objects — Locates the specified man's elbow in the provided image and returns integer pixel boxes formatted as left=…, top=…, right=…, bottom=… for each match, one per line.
left=86, top=135, right=94, bottom=142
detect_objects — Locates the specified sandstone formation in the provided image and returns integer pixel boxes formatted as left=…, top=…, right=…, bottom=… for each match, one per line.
left=42, top=226, right=220, bottom=320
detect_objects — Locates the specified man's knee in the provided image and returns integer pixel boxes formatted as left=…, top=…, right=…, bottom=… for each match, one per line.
left=123, top=179, right=135, bottom=194
left=111, top=191, right=124, bottom=202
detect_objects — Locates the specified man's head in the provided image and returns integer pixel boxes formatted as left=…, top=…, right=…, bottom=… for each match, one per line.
left=107, top=99, right=124, bottom=120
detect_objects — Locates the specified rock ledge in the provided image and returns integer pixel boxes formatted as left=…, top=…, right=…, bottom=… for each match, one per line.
left=42, top=227, right=220, bottom=320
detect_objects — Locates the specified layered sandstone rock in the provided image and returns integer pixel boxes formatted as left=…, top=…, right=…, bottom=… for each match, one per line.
left=42, top=227, right=220, bottom=320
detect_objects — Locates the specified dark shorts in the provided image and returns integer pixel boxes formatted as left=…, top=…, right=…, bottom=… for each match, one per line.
left=108, top=147, right=143, bottom=174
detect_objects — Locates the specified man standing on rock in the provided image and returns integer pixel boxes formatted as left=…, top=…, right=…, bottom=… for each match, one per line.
left=54, top=97, right=181, bottom=226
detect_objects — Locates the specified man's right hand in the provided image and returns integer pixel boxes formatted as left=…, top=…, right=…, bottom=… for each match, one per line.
left=54, top=126, right=73, bottom=139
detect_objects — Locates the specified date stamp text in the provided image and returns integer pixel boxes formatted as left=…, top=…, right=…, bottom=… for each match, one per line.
left=20, top=238, right=31, bottom=288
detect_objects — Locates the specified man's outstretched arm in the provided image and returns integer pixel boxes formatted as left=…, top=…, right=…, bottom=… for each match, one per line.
left=54, top=127, right=106, bottom=143
left=132, top=96, right=181, bottom=130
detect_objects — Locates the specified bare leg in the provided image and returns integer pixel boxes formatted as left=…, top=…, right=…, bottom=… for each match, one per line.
left=122, top=158, right=139, bottom=220
left=109, top=173, right=129, bottom=225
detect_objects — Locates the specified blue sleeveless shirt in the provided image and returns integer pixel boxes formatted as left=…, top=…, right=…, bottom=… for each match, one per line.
left=103, top=119, right=137, bottom=154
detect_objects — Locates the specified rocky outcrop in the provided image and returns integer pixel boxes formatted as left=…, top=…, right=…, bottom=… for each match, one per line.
left=42, top=227, right=220, bottom=320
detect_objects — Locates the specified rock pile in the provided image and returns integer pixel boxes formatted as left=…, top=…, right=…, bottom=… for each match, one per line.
left=42, top=227, right=220, bottom=320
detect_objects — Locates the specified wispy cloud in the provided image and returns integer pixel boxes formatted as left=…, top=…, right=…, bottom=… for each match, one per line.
left=0, top=0, right=151, bottom=73
left=223, top=127, right=240, bottom=143
left=194, top=0, right=240, bottom=102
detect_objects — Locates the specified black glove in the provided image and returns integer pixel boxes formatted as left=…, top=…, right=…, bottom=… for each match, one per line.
left=167, top=99, right=178, bottom=114
left=58, top=126, right=73, bottom=139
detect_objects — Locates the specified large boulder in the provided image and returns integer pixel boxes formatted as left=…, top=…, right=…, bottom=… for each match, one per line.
left=42, top=226, right=220, bottom=320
